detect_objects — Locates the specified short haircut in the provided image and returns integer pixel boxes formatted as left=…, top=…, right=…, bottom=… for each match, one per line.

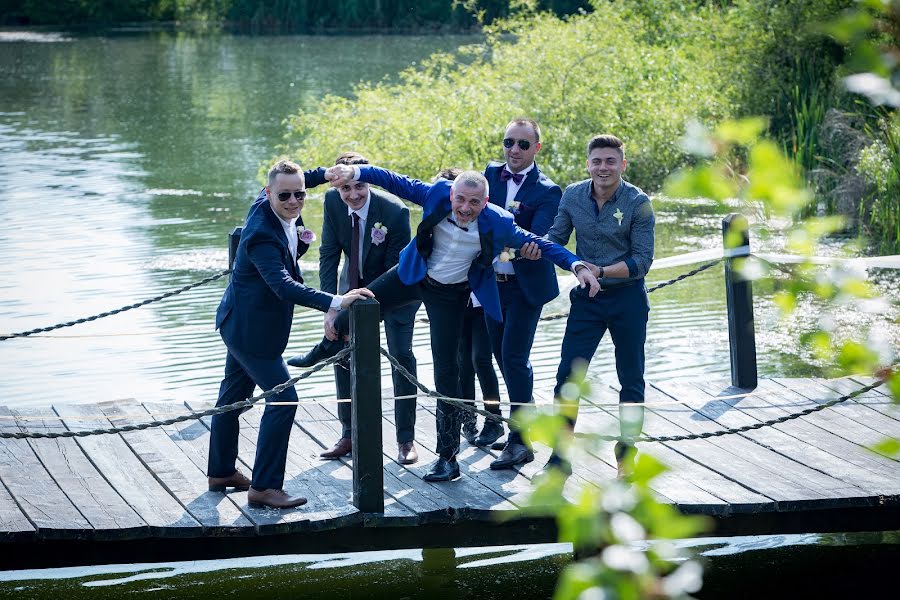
left=451, top=170, right=488, bottom=199
left=334, top=151, right=369, bottom=166
left=433, top=167, right=464, bottom=182
left=267, top=159, right=302, bottom=187
left=507, top=117, right=541, bottom=143
left=587, top=134, right=625, bottom=158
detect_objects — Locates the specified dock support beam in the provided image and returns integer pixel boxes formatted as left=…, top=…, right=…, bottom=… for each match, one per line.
left=350, top=298, right=384, bottom=513
left=722, top=214, right=757, bottom=389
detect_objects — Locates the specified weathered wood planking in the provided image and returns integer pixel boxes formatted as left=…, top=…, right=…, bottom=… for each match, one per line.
left=0, top=377, right=896, bottom=566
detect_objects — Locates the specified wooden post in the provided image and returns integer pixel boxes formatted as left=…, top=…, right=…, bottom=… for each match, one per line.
left=722, top=214, right=757, bottom=389
left=350, top=298, right=384, bottom=513
left=228, top=226, right=242, bottom=270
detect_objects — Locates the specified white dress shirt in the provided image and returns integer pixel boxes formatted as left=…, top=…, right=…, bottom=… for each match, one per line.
left=427, top=217, right=482, bottom=284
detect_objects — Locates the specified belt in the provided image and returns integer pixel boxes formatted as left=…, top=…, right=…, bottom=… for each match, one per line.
left=597, top=279, right=642, bottom=293
left=424, top=275, right=469, bottom=290
left=495, top=273, right=516, bottom=282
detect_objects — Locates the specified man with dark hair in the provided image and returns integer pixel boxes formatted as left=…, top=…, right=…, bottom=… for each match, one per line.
left=545, top=134, right=655, bottom=475
left=479, top=117, right=563, bottom=469
left=286, top=152, right=421, bottom=465
left=291, top=164, right=601, bottom=482
left=207, top=160, right=372, bottom=509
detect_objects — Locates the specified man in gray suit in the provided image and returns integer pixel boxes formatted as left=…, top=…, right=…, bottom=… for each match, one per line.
left=287, top=152, right=421, bottom=465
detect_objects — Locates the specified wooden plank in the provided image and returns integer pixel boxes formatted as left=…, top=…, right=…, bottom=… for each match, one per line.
left=754, top=379, right=899, bottom=462
left=11, top=407, right=148, bottom=539
left=576, top=389, right=763, bottom=513
left=0, top=474, right=36, bottom=542
left=98, top=400, right=253, bottom=534
left=55, top=403, right=199, bottom=534
left=303, top=396, right=497, bottom=521
left=818, top=377, right=900, bottom=423
left=773, top=378, right=900, bottom=439
left=181, top=399, right=365, bottom=533
left=0, top=406, right=91, bottom=538
left=682, top=381, right=900, bottom=498
left=694, top=380, right=900, bottom=487
left=383, top=395, right=528, bottom=510
left=650, top=383, right=868, bottom=509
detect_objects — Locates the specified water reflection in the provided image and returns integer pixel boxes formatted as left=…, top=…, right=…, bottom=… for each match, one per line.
left=0, top=31, right=897, bottom=411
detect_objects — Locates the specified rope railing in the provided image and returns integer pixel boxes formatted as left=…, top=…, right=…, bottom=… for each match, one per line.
left=0, top=269, right=231, bottom=341
left=0, top=347, right=351, bottom=439
left=378, top=344, right=894, bottom=444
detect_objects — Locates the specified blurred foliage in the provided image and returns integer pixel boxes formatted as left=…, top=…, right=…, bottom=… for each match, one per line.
left=0, top=0, right=591, bottom=28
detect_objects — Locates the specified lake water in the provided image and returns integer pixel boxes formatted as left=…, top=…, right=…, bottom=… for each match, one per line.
left=0, top=28, right=898, bottom=597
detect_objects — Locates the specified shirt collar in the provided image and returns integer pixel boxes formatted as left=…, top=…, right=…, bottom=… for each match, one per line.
left=346, top=193, right=372, bottom=221
left=276, top=214, right=298, bottom=229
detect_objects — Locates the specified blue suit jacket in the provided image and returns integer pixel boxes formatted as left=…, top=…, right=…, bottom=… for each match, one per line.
left=357, top=166, right=579, bottom=323
left=216, top=195, right=333, bottom=358
left=484, top=161, right=562, bottom=307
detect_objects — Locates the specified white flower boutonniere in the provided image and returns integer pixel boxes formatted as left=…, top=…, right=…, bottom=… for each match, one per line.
left=498, top=247, right=514, bottom=262
left=298, top=226, right=316, bottom=244
left=613, top=207, right=624, bottom=227
left=371, top=222, right=388, bottom=245
left=506, top=200, right=521, bottom=214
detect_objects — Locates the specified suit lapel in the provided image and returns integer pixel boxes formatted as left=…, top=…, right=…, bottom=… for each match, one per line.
left=476, top=214, right=495, bottom=268
left=415, top=205, right=451, bottom=258
left=361, top=194, right=382, bottom=268
left=491, top=167, right=508, bottom=209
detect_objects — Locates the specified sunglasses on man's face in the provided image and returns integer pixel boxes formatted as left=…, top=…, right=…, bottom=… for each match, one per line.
left=503, top=138, right=532, bottom=151
left=277, top=190, right=307, bottom=202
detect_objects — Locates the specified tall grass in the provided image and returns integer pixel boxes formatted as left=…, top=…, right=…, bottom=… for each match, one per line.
left=857, top=114, right=900, bottom=252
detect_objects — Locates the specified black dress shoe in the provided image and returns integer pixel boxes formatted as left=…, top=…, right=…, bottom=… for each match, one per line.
left=474, top=420, right=504, bottom=447
left=490, top=442, right=534, bottom=470
left=287, top=338, right=342, bottom=368
left=422, top=457, right=460, bottom=482
left=461, top=418, right=478, bottom=444
left=537, top=453, right=572, bottom=478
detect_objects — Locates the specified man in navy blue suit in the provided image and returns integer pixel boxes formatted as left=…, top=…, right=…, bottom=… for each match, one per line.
left=293, top=164, right=601, bottom=482
left=480, top=118, right=563, bottom=469
left=287, top=152, right=422, bottom=466
left=207, top=159, right=372, bottom=509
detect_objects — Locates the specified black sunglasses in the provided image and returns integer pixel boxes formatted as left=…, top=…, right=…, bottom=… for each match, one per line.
left=277, top=190, right=307, bottom=202
left=503, top=138, right=532, bottom=151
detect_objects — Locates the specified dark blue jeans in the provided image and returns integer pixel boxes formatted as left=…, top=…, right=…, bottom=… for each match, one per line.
left=485, top=278, right=543, bottom=444
left=554, top=281, right=650, bottom=424
left=208, top=346, right=300, bottom=490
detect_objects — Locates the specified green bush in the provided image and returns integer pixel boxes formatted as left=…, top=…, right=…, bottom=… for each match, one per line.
left=856, top=113, right=900, bottom=251
left=276, top=0, right=852, bottom=191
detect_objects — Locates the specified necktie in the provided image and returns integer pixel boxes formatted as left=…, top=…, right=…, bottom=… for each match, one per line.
left=500, top=168, right=524, bottom=185
left=349, top=212, right=360, bottom=289
left=446, top=217, right=468, bottom=232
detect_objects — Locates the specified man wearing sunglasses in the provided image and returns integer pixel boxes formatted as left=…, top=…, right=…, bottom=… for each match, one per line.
left=207, top=159, right=373, bottom=509
left=476, top=118, right=563, bottom=470
left=290, top=164, right=601, bottom=482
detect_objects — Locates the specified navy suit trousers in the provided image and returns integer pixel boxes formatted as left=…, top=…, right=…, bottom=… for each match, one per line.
left=554, top=282, right=650, bottom=423
left=207, top=346, right=300, bottom=490
left=485, top=278, right=543, bottom=445
left=459, top=302, right=501, bottom=418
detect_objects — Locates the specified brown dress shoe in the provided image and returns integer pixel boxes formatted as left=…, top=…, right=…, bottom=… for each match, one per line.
left=248, top=488, right=308, bottom=509
left=397, top=441, right=418, bottom=465
left=320, top=437, right=352, bottom=459
left=208, top=469, right=251, bottom=492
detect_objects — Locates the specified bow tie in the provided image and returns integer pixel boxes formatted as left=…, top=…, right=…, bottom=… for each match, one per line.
left=500, top=168, right=525, bottom=185
left=446, top=218, right=469, bottom=232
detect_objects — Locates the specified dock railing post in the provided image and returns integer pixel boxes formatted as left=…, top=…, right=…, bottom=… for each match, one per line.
left=722, top=213, right=757, bottom=389
left=228, top=226, right=242, bottom=270
left=350, top=298, right=384, bottom=513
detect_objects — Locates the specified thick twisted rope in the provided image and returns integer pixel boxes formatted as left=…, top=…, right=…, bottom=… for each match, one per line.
left=380, top=345, right=890, bottom=444
left=0, top=347, right=352, bottom=439
left=0, top=269, right=231, bottom=341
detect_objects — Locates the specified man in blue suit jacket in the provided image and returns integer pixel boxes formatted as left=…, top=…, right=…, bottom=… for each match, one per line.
left=480, top=118, right=563, bottom=470
left=294, top=164, right=600, bottom=482
left=207, top=159, right=371, bottom=509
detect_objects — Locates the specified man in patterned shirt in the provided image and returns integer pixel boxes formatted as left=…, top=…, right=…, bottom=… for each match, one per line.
left=545, top=134, right=655, bottom=476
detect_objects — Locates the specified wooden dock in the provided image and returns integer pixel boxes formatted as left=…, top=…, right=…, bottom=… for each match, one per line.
left=0, top=376, right=898, bottom=570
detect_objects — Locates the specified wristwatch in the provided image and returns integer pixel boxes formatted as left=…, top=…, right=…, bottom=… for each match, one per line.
left=598, top=266, right=605, bottom=279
